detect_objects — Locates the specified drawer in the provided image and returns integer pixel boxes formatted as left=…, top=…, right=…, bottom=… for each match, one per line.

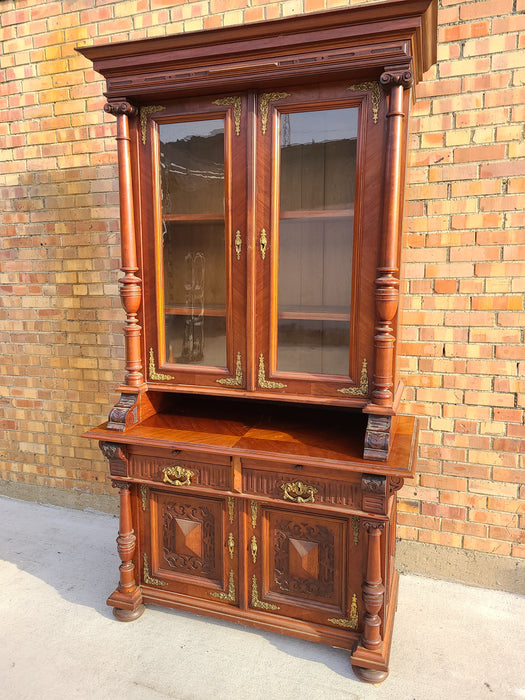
left=129, top=447, right=231, bottom=491
left=242, top=459, right=360, bottom=509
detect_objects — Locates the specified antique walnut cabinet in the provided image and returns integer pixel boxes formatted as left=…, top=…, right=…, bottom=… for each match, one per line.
left=80, top=0, right=437, bottom=683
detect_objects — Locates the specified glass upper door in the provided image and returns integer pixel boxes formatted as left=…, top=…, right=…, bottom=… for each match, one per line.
left=255, top=87, right=370, bottom=399
left=160, top=118, right=227, bottom=367
left=145, top=97, right=247, bottom=388
left=277, top=107, right=357, bottom=376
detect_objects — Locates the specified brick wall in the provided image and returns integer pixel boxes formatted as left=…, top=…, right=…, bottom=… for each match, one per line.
left=1, top=0, right=523, bottom=582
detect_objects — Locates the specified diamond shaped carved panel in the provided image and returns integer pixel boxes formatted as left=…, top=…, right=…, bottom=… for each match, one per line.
left=289, top=538, right=319, bottom=580
left=174, top=518, right=203, bottom=559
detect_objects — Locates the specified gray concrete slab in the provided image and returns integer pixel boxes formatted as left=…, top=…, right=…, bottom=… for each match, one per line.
left=0, top=495, right=523, bottom=700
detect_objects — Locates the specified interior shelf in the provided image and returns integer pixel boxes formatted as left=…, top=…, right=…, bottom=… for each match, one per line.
left=279, top=208, right=354, bottom=221
left=162, top=213, right=224, bottom=223
left=278, top=305, right=350, bottom=322
left=165, top=305, right=227, bottom=317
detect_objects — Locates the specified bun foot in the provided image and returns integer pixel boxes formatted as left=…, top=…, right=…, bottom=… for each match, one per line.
left=112, top=604, right=145, bottom=622
left=351, top=665, right=388, bottom=684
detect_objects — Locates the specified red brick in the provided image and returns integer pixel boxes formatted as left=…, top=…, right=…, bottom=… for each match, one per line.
left=489, top=526, right=525, bottom=543
left=481, top=160, right=525, bottom=178
left=469, top=506, right=518, bottom=527
left=492, top=15, right=525, bottom=34
left=460, top=0, right=513, bottom=20
left=463, top=537, right=511, bottom=555
left=454, top=143, right=506, bottom=163
left=441, top=519, right=487, bottom=538
left=472, top=296, right=522, bottom=310
left=419, top=531, right=463, bottom=548
left=508, top=424, right=525, bottom=439
left=434, top=280, right=458, bottom=294
left=494, top=408, right=524, bottom=423
left=475, top=262, right=525, bottom=277
left=419, top=475, right=467, bottom=492
left=398, top=513, right=440, bottom=531
left=441, top=21, right=490, bottom=43
left=440, top=491, right=487, bottom=509
left=512, top=544, right=525, bottom=557
left=456, top=107, right=510, bottom=128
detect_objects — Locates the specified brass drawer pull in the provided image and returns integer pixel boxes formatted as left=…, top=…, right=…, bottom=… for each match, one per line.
left=281, top=480, right=318, bottom=504
left=162, top=466, right=194, bottom=486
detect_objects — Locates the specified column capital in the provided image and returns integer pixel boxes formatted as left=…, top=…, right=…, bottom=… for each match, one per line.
left=104, top=100, right=138, bottom=117
left=363, top=520, right=386, bottom=533
left=380, top=69, right=413, bottom=91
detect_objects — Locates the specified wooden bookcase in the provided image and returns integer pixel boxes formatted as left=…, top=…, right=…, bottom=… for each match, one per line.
left=79, top=0, right=437, bottom=683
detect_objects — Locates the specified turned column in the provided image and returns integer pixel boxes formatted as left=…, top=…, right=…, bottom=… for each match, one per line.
left=361, top=520, right=386, bottom=651
left=351, top=518, right=388, bottom=683
left=104, top=100, right=144, bottom=390
left=106, top=477, right=144, bottom=621
left=363, top=68, right=413, bottom=461
left=370, top=68, right=413, bottom=409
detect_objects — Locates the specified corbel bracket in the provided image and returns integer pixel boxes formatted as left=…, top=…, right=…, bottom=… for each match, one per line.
left=99, top=441, right=129, bottom=477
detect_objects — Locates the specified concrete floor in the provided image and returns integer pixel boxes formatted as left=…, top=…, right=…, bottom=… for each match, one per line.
left=0, top=495, right=523, bottom=700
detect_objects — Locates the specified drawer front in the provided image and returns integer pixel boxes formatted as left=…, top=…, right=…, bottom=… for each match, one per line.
left=130, top=448, right=230, bottom=491
left=242, top=459, right=360, bottom=509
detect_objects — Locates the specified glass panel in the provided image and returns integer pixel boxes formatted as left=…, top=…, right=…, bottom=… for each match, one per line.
left=277, top=108, right=358, bottom=377
left=159, top=119, right=227, bottom=367
left=277, top=320, right=349, bottom=375
left=160, top=120, right=225, bottom=215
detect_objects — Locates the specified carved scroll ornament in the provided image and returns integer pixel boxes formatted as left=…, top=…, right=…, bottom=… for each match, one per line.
left=380, top=69, right=414, bottom=91
left=104, top=101, right=137, bottom=117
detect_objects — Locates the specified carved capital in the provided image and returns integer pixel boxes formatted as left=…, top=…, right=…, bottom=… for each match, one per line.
left=104, top=101, right=138, bottom=117
left=362, top=474, right=387, bottom=494
left=380, top=69, right=413, bottom=91
left=110, top=479, right=132, bottom=490
left=363, top=520, right=386, bottom=533
left=362, top=473, right=388, bottom=515
left=100, top=441, right=126, bottom=461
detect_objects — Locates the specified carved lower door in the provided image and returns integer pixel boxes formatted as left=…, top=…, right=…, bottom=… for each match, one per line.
left=248, top=501, right=362, bottom=631
left=141, top=487, right=238, bottom=606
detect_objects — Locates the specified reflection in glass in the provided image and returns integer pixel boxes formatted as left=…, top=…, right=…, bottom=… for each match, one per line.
left=160, top=120, right=225, bottom=215
left=159, top=120, right=227, bottom=367
left=277, top=108, right=358, bottom=376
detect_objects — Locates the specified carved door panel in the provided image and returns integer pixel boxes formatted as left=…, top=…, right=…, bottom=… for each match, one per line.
left=248, top=502, right=362, bottom=629
left=141, top=487, right=239, bottom=606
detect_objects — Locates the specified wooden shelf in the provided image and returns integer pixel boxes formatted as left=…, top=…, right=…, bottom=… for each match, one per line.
left=165, top=305, right=226, bottom=317
left=84, top=397, right=418, bottom=476
left=163, top=213, right=224, bottom=223
left=278, top=305, right=350, bottom=322
left=280, top=208, right=354, bottom=221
